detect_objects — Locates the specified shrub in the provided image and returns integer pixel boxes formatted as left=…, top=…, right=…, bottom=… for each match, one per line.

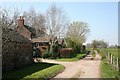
left=51, top=40, right=63, bottom=59
left=74, top=45, right=81, bottom=53
left=81, top=45, right=86, bottom=53
left=92, top=51, right=96, bottom=59
left=41, top=51, right=50, bottom=58
left=59, top=48, right=74, bottom=58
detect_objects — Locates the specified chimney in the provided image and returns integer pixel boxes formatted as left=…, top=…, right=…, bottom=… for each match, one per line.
left=18, top=16, right=24, bottom=27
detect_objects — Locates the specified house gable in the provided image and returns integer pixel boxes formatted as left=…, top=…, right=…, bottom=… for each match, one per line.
left=16, top=26, right=32, bottom=40
left=16, top=16, right=36, bottom=39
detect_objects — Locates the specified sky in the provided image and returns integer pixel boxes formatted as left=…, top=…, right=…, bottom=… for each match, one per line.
left=0, top=2, right=118, bottom=45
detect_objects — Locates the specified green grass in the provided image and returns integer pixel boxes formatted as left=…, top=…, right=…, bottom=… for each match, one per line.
left=86, top=48, right=93, bottom=51
left=56, top=53, right=86, bottom=62
left=3, top=63, right=64, bottom=80
left=103, top=48, right=118, bottom=57
left=100, top=58, right=119, bottom=78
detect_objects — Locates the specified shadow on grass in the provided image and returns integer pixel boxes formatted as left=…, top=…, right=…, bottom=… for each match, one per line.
left=2, top=62, right=56, bottom=80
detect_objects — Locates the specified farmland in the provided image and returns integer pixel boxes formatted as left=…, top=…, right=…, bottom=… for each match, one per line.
left=104, top=48, right=119, bottom=57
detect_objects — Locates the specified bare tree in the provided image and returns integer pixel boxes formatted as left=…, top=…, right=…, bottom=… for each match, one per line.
left=23, top=7, right=37, bottom=28
left=23, top=7, right=46, bottom=33
left=36, top=14, right=46, bottom=31
left=45, top=3, right=68, bottom=53
left=67, top=21, right=90, bottom=46
left=0, top=7, right=22, bottom=29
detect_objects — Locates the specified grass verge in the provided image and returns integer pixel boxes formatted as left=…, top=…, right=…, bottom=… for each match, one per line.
left=3, top=62, right=64, bottom=80
left=56, top=53, right=86, bottom=62
left=100, top=58, right=119, bottom=79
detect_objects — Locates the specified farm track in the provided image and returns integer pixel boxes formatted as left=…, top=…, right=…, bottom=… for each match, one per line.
left=38, top=52, right=101, bottom=79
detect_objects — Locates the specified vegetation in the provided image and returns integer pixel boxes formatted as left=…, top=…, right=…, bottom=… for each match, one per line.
left=104, top=48, right=118, bottom=57
left=46, top=4, right=68, bottom=55
left=56, top=53, right=86, bottom=62
left=3, top=63, right=64, bottom=80
left=1, top=3, right=90, bottom=59
left=100, top=48, right=120, bottom=79
left=66, top=21, right=90, bottom=53
left=86, top=48, right=93, bottom=51
left=91, top=40, right=108, bottom=49
left=100, top=58, right=119, bottom=78
left=92, top=51, right=96, bottom=58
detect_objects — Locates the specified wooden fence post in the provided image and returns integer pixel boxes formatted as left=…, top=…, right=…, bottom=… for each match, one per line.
left=108, top=53, right=110, bottom=62
left=113, top=56, right=115, bottom=66
left=117, top=58, right=119, bottom=71
left=110, top=54, right=113, bottom=64
left=107, top=53, right=108, bottom=58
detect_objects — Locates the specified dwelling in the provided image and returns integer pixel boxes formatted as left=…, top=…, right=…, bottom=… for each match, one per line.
left=16, top=16, right=66, bottom=57
left=16, top=16, right=36, bottom=40
left=31, top=36, right=51, bottom=57
left=16, top=16, right=50, bottom=57
left=2, top=28, right=33, bottom=72
left=16, top=16, right=47, bottom=39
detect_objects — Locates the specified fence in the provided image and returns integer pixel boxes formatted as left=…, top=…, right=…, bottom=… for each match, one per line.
left=104, top=52, right=119, bottom=71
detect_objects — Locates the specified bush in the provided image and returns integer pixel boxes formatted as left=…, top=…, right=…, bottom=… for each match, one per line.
left=92, top=51, right=96, bottom=58
left=74, top=45, right=81, bottom=53
left=50, top=40, right=63, bottom=59
left=81, top=45, right=86, bottom=53
left=42, top=51, right=50, bottom=58
left=99, top=50, right=106, bottom=59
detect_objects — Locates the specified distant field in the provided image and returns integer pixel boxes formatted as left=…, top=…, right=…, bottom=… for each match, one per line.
left=87, top=48, right=119, bottom=58
left=86, top=48, right=93, bottom=51
left=104, top=48, right=118, bottom=57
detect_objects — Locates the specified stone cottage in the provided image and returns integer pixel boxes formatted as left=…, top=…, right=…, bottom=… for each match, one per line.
left=2, top=28, right=33, bottom=73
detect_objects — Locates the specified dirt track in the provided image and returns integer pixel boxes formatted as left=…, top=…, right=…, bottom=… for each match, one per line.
left=40, top=52, right=101, bottom=78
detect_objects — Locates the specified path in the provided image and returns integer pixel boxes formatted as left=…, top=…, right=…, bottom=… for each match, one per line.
left=39, top=51, right=101, bottom=78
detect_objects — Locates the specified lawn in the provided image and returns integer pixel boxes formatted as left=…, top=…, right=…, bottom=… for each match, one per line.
left=3, top=62, right=64, bottom=80
left=56, top=53, right=86, bottom=62
left=100, top=58, right=119, bottom=79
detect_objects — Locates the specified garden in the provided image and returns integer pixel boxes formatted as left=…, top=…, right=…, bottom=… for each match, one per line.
left=40, top=38, right=87, bottom=62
